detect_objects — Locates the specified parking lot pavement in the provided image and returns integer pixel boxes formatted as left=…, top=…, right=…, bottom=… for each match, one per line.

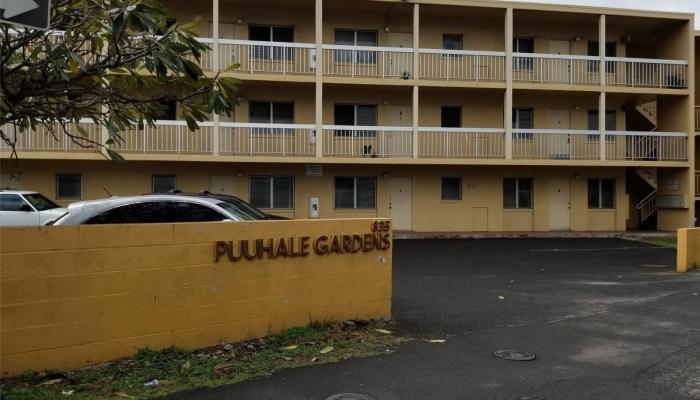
left=167, top=239, right=700, bottom=400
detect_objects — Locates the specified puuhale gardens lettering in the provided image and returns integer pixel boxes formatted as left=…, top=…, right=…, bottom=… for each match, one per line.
left=215, top=233, right=391, bottom=263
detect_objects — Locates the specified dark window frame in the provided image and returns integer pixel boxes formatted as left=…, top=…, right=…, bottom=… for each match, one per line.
left=249, top=100, right=295, bottom=135
left=441, top=177, right=462, bottom=201
left=249, top=176, right=295, bottom=209
left=587, top=41, right=617, bottom=73
left=334, top=176, right=377, bottom=210
left=586, top=110, right=616, bottom=142
left=441, top=106, right=462, bottom=128
left=513, top=37, right=535, bottom=71
left=333, top=103, right=378, bottom=138
left=512, top=107, right=534, bottom=140
left=248, top=24, right=295, bottom=60
left=503, top=177, right=533, bottom=209
left=56, top=173, right=82, bottom=200
left=588, top=178, right=615, bottom=209
left=151, top=174, right=177, bottom=194
left=334, top=29, right=378, bottom=64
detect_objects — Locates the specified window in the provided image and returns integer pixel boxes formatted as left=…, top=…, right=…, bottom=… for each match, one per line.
left=587, top=41, right=617, bottom=73
left=85, top=201, right=227, bottom=225
left=335, top=177, right=376, bottom=209
left=250, top=176, right=294, bottom=209
left=24, top=193, right=60, bottom=211
left=250, top=101, right=294, bottom=134
left=587, top=110, right=616, bottom=141
left=441, top=106, right=462, bottom=128
left=503, top=178, right=533, bottom=209
left=56, top=174, right=81, bottom=199
left=248, top=25, right=294, bottom=60
left=334, top=104, right=377, bottom=137
left=335, top=30, right=378, bottom=64
left=157, top=99, right=177, bottom=120
left=588, top=179, right=615, bottom=209
left=0, top=194, right=31, bottom=212
left=152, top=175, right=177, bottom=194
left=512, top=108, right=534, bottom=140
left=441, top=178, right=462, bottom=200
left=442, top=34, right=463, bottom=53
left=513, top=37, right=534, bottom=70
left=171, top=202, right=228, bottom=222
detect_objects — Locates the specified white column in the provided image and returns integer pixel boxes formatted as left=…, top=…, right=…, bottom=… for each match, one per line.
left=315, top=0, right=323, bottom=159
left=504, top=8, right=514, bottom=160
left=212, top=0, right=220, bottom=155
left=412, top=3, right=420, bottom=159
left=599, top=14, right=606, bottom=87
left=599, top=91, right=606, bottom=160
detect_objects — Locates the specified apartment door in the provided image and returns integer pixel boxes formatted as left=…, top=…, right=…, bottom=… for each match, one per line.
left=389, top=106, right=413, bottom=157
left=388, top=32, right=413, bottom=78
left=389, top=177, right=413, bottom=231
left=209, top=175, right=236, bottom=195
left=549, top=40, right=571, bottom=83
left=549, top=108, right=571, bottom=159
left=548, top=178, right=571, bottom=231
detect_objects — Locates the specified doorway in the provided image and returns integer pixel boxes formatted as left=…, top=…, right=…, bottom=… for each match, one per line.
left=549, top=40, right=571, bottom=83
left=388, top=32, right=413, bottom=78
left=549, top=108, right=572, bottom=159
left=548, top=178, right=571, bottom=231
left=389, top=106, right=413, bottom=157
left=389, top=177, right=413, bottom=231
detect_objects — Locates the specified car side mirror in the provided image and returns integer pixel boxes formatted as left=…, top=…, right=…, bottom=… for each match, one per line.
left=19, top=204, right=33, bottom=212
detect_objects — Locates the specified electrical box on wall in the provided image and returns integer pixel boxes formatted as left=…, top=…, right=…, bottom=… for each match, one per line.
left=309, top=197, right=320, bottom=219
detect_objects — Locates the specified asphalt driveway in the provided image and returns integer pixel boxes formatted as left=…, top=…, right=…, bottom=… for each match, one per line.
left=168, top=239, right=700, bottom=400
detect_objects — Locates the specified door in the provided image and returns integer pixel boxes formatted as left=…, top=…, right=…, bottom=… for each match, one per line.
left=209, top=176, right=236, bottom=196
left=389, top=106, right=412, bottom=157
left=389, top=177, right=413, bottom=231
left=549, top=108, right=571, bottom=159
left=388, top=32, right=413, bottom=78
left=549, top=40, right=571, bottom=83
left=548, top=179, right=571, bottom=231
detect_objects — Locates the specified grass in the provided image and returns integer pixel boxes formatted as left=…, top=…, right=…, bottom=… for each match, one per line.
left=1, top=321, right=405, bottom=400
left=644, top=237, right=677, bottom=249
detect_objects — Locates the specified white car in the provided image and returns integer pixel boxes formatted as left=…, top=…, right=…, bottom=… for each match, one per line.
left=50, top=194, right=257, bottom=225
left=0, top=190, right=68, bottom=226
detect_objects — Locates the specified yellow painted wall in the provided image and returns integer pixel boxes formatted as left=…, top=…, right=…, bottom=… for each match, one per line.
left=420, top=5, right=504, bottom=51
left=1, top=160, right=641, bottom=232
left=677, top=227, right=700, bottom=272
left=0, top=218, right=392, bottom=375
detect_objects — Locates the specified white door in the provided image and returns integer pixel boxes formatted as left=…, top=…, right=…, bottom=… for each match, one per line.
left=389, top=106, right=412, bottom=157
left=549, top=108, right=572, bottom=159
left=389, top=177, right=413, bottom=231
left=388, top=32, right=413, bottom=78
left=549, top=40, right=571, bottom=83
left=548, top=179, right=571, bottom=231
left=209, top=176, right=236, bottom=196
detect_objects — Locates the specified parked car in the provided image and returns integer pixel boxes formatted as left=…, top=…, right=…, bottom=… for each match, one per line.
left=174, top=191, right=290, bottom=220
left=0, top=190, right=68, bottom=226
left=50, top=194, right=262, bottom=225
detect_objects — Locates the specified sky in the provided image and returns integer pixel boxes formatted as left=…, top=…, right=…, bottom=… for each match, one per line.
left=512, top=0, right=700, bottom=28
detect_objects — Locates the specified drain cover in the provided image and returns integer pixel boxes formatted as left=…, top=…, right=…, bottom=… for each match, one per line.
left=493, top=349, right=536, bottom=361
left=326, top=394, right=376, bottom=400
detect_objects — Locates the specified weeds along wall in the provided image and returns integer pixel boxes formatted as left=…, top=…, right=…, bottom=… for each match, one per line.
left=0, top=219, right=392, bottom=376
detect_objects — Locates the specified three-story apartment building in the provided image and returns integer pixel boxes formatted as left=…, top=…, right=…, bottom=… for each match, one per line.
left=1, top=0, right=697, bottom=233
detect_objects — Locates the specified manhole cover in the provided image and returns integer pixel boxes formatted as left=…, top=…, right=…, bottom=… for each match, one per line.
left=326, top=394, right=376, bottom=400
left=493, top=350, right=536, bottom=361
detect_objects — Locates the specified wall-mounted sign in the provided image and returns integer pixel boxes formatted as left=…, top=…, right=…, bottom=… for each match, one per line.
left=215, top=220, right=391, bottom=263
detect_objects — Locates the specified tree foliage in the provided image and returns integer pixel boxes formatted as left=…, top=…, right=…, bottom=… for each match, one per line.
left=0, top=0, right=239, bottom=160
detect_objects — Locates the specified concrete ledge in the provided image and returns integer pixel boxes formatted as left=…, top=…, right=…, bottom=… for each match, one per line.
left=394, top=231, right=676, bottom=240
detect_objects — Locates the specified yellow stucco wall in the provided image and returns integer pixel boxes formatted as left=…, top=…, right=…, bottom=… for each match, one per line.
left=0, top=219, right=392, bottom=376
left=677, top=227, right=700, bottom=272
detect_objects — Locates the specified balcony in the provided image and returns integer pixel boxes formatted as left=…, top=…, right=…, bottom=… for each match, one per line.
left=2, top=121, right=688, bottom=163
left=217, top=40, right=316, bottom=76
left=322, top=45, right=413, bottom=80
left=419, top=49, right=507, bottom=82
left=512, top=54, right=600, bottom=86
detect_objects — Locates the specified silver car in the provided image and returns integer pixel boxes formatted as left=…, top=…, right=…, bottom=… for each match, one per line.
left=0, top=190, right=68, bottom=226
left=51, top=195, right=257, bottom=225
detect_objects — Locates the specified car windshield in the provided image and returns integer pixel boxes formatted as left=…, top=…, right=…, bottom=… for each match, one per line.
left=218, top=197, right=268, bottom=219
left=23, top=193, right=61, bottom=211
left=216, top=202, right=257, bottom=221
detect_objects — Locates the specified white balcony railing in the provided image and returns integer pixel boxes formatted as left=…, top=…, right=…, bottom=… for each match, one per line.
left=604, top=131, right=688, bottom=161
left=114, top=120, right=214, bottom=154
left=219, top=123, right=316, bottom=157
left=417, top=128, right=505, bottom=158
left=512, top=53, right=600, bottom=85
left=322, top=126, right=413, bottom=158
left=0, top=119, right=101, bottom=152
left=322, top=45, right=414, bottom=79
left=511, top=129, right=600, bottom=160
left=217, top=39, right=317, bottom=75
left=419, top=49, right=506, bottom=82
left=605, top=57, right=688, bottom=88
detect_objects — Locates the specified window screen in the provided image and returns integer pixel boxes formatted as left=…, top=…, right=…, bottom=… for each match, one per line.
left=250, top=176, right=294, bottom=209
left=152, top=175, right=176, bottom=194
left=503, top=178, right=533, bottom=209
left=441, top=178, right=462, bottom=200
left=334, top=177, right=376, bottom=209
left=56, top=174, right=81, bottom=199
left=588, top=179, right=615, bottom=209
left=442, top=34, right=463, bottom=51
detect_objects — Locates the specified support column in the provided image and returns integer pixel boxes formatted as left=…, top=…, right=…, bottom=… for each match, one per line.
left=599, top=14, right=606, bottom=86
left=412, top=3, right=420, bottom=159
left=599, top=91, right=606, bottom=160
left=314, top=0, right=323, bottom=159
left=504, top=8, right=513, bottom=159
left=212, top=0, right=220, bottom=155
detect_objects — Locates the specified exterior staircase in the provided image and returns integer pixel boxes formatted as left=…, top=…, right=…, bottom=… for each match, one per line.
left=634, top=101, right=657, bottom=127
left=634, top=167, right=658, bottom=225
